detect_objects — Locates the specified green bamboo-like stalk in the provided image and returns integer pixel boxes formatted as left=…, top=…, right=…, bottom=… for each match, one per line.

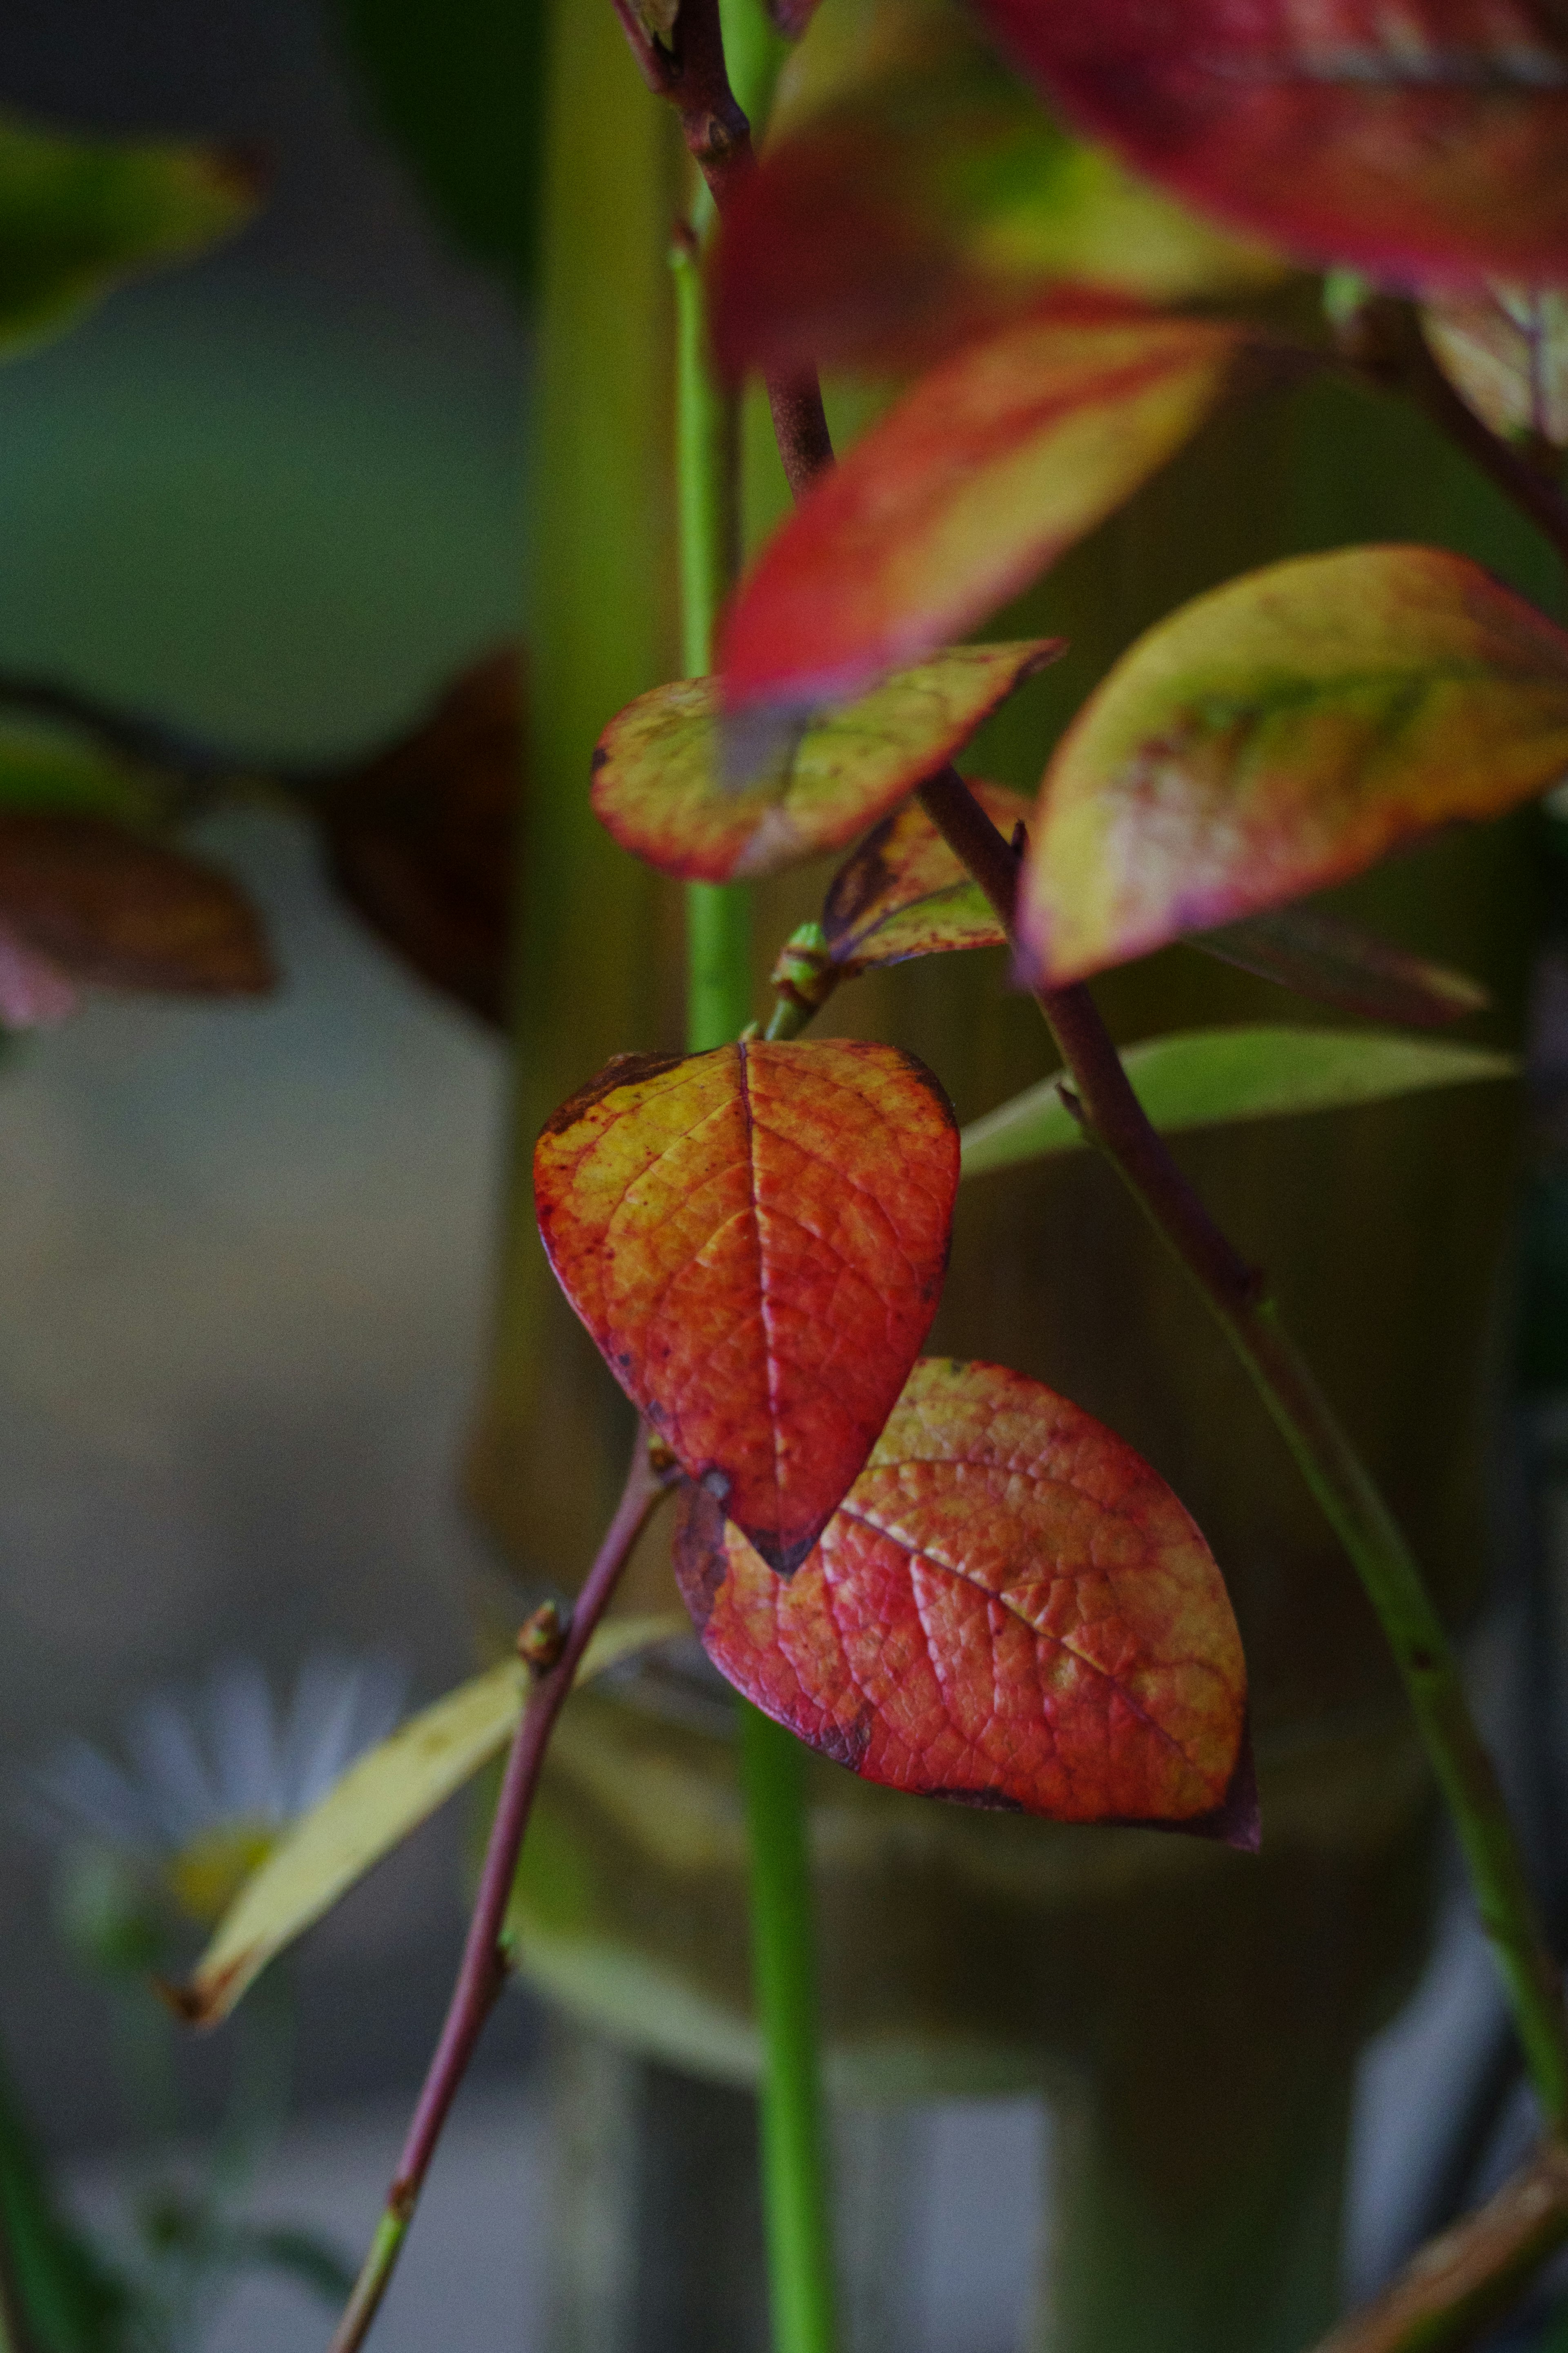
left=671, top=211, right=840, bottom=2353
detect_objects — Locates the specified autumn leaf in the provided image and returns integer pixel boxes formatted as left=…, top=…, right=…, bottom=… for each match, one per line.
left=0, top=814, right=274, bottom=995
left=319, top=646, right=519, bottom=1026
left=535, top=1041, right=960, bottom=1574
left=719, top=303, right=1245, bottom=711
left=592, top=642, right=1057, bottom=881
left=973, top=0, right=1568, bottom=285
left=0, top=112, right=261, bottom=357
left=820, top=779, right=1028, bottom=976
left=173, top=1617, right=682, bottom=2030
left=1198, top=906, right=1490, bottom=1028
left=714, top=17, right=1284, bottom=379
left=1016, top=546, right=1568, bottom=987
left=959, top=1025, right=1515, bottom=1177
left=1421, top=288, right=1568, bottom=449
left=675, top=1357, right=1251, bottom=1835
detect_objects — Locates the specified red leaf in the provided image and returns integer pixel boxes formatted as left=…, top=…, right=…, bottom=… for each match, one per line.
left=535, top=1041, right=960, bottom=1574
left=593, top=642, right=1058, bottom=880
left=974, top=0, right=1568, bottom=285
left=719, top=301, right=1243, bottom=711
left=675, top=1357, right=1251, bottom=1835
left=1017, top=544, right=1568, bottom=986
left=821, top=779, right=1029, bottom=976
left=0, top=814, right=274, bottom=995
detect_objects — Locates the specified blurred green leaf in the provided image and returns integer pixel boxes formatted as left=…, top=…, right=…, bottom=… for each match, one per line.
left=0, top=733, right=165, bottom=829
left=327, top=0, right=544, bottom=298
left=960, top=1024, right=1516, bottom=1176
left=0, top=2047, right=129, bottom=2353
left=227, top=2223, right=356, bottom=2307
left=0, top=114, right=259, bottom=359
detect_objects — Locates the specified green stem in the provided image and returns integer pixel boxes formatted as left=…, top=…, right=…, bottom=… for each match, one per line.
left=672, top=161, right=840, bottom=2353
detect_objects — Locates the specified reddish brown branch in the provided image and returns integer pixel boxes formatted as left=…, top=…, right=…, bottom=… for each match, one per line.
left=326, top=1432, right=677, bottom=2353
left=1308, top=2138, right=1568, bottom=2353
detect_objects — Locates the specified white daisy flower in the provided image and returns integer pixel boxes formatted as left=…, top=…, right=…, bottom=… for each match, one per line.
left=27, top=1653, right=408, bottom=1926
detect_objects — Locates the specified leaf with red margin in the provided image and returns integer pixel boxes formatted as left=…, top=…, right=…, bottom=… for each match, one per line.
left=675, top=1357, right=1252, bottom=1838
left=534, top=1041, right=960, bottom=1575
left=714, top=21, right=1285, bottom=381
left=1421, top=288, right=1568, bottom=448
left=719, top=303, right=1245, bottom=712
left=1017, top=545, right=1568, bottom=988
left=592, top=642, right=1058, bottom=881
left=973, top=0, right=1568, bottom=288
left=821, top=780, right=1029, bottom=976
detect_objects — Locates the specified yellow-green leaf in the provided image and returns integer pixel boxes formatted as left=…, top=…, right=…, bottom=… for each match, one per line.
left=0, top=113, right=260, bottom=357
left=959, top=1024, right=1515, bottom=1177
left=172, top=1615, right=684, bottom=2028
left=1017, top=546, right=1568, bottom=986
left=592, top=641, right=1059, bottom=882
left=1421, top=287, right=1568, bottom=450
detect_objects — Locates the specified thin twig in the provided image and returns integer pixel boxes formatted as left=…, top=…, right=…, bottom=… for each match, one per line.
left=1306, top=2137, right=1568, bottom=2353
left=325, top=1431, right=678, bottom=2353
left=610, top=0, right=833, bottom=502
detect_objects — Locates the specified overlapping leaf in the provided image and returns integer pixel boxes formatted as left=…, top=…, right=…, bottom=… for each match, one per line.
left=675, top=1357, right=1251, bottom=1834
left=0, top=112, right=260, bottom=356
left=0, top=814, right=274, bottom=996
left=719, top=306, right=1245, bottom=711
left=973, top=0, right=1568, bottom=285
left=713, top=17, right=1284, bottom=379
left=959, top=1025, right=1515, bottom=1177
left=1421, top=288, right=1568, bottom=448
left=592, top=642, right=1056, bottom=879
left=1017, top=546, right=1568, bottom=987
left=1198, top=907, right=1490, bottom=1027
left=174, top=1618, right=681, bottom=2029
left=820, top=780, right=1027, bottom=975
left=535, top=1041, right=960, bottom=1574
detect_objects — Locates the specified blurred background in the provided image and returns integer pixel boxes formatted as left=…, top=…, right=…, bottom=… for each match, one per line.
left=2, top=2, right=1568, bottom=2350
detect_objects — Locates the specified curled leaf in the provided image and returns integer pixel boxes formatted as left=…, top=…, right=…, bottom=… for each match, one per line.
left=959, top=1025, right=1516, bottom=1177
left=973, top=0, right=1568, bottom=285
left=1197, top=906, right=1490, bottom=1028
left=1017, top=546, right=1568, bottom=987
left=675, top=1358, right=1251, bottom=1834
left=535, top=1041, right=960, bottom=1574
left=320, top=646, right=519, bottom=1025
left=0, top=113, right=261, bottom=356
left=719, top=303, right=1245, bottom=711
left=174, top=1616, right=683, bottom=2029
left=1421, top=287, right=1568, bottom=449
left=822, top=779, right=1029, bottom=975
left=0, top=814, right=274, bottom=995
left=715, top=19, right=1284, bottom=379
left=592, top=641, right=1057, bottom=881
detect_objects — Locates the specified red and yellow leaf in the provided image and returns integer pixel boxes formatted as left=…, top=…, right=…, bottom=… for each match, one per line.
left=1421, top=288, right=1568, bottom=448
left=1017, top=545, right=1568, bottom=987
left=821, top=779, right=1029, bottom=976
left=675, top=1357, right=1251, bottom=1834
left=713, top=19, right=1284, bottom=380
left=592, top=642, right=1057, bottom=881
left=535, top=1042, right=960, bottom=1574
left=719, top=303, right=1243, bottom=711
left=975, top=0, right=1568, bottom=285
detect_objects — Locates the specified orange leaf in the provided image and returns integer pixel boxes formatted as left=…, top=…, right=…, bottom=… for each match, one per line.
left=0, top=814, right=274, bottom=995
left=822, top=779, right=1029, bottom=976
left=1018, top=545, right=1568, bottom=986
left=535, top=1042, right=960, bottom=1573
left=675, top=1357, right=1252, bottom=1836
left=592, top=642, right=1057, bottom=881
left=719, top=302, right=1244, bottom=711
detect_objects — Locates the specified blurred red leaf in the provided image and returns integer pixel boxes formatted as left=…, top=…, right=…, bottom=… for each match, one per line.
left=1017, top=545, right=1568, bottom=987
left=974, top=0, right=1568, bottom=285
left=535, top=1040, right=960, bottom=1574
left=675, top=1356, right=1252, bottom=1836
left=719, top=303, right=1243, bottom=711
left=821, top=778, right=1028, bottom=975
left=321, top=647, right=519, bottom=1026
left=0, top=920, right=78, bottom=1027
left=592, top=642, right=1058, bottom=880
left=0, top=814, right=273, bottom=995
